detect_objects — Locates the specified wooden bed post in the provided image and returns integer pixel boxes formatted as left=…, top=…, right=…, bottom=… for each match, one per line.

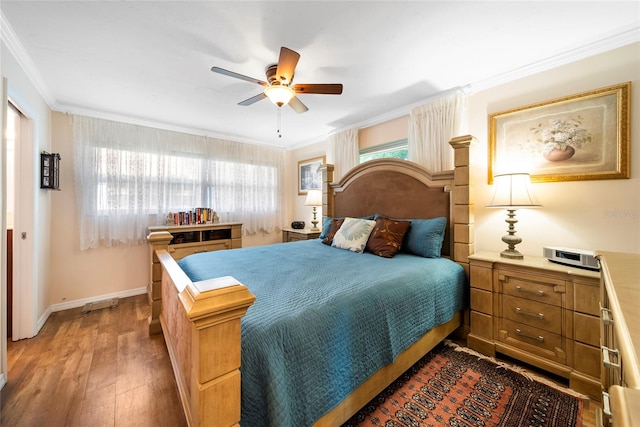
left=320, top=164, right=335, bottom=224
left=449, top=135, right=476, bottom=340
left=449, top=135, right=476, bottom=273
left=147, top=231, right=173, bottom=334
left=157, top=250, right=256, bottom=427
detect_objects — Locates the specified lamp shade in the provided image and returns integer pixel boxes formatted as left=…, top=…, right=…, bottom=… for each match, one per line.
left=264, top=85, right=295, bottom=107
left=487, top=173, right=541, bottom=209
left=304, top=189, right=323, bottom=206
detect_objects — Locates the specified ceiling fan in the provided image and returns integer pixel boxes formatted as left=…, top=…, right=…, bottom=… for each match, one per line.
left=211, top=47, right=343, bottom=114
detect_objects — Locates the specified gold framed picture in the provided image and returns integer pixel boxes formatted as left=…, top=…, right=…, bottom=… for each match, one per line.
left=488, top=82, right=630, bottom=183
left=298, top=156, right=325, bottom=195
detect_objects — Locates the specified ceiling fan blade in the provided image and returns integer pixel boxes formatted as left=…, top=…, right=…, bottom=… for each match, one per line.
left=294, top=83, right=343, bottom=95
left=288, top=96, right=309, bottom=114
left=238, top=93, right=267, bottom=106
left=211, top=66, right=268, bottom=87
left=276, top=47, right=300, bottom=85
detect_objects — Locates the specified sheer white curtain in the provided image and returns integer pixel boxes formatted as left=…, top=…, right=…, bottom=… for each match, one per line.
left=73, top=115, right=284, bottom=249
left=204, top=138, right=285, bottom=234
left=408, top=91, right=464, bottom=171
left=327, top=128, right=359, bottom=181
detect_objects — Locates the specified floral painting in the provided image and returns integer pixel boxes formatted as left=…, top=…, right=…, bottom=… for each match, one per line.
left=488, top=82, right=630, bottom=183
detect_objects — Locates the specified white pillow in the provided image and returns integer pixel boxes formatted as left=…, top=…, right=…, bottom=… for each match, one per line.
left=331, top=217, right=376, bottom=253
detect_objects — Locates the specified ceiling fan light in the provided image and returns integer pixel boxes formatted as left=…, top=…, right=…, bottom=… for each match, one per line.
left=264, top=85, right=295, bottom=107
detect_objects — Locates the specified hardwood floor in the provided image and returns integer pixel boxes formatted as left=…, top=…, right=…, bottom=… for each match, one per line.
left=1, top=294, right=186, bottom=427
left=2, top=294, right=601, bottom=426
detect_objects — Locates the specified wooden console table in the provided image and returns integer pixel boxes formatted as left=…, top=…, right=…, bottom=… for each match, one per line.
left=146, top=222, right=242, bottom=334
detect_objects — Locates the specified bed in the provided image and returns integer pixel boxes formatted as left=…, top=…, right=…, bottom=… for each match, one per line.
left=148, top=135, right=476, bottom=427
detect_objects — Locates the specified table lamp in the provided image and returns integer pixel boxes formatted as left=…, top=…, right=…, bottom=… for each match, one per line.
left=487, top=173, right=541, bottom=259
left=304, top=190, right=323, bottom=231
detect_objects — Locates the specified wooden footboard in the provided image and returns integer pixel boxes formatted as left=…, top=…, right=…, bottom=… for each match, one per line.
left=156, top=249, right=255, bottom=427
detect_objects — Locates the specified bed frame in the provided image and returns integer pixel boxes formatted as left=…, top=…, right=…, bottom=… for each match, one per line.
left=147, top=135, right=476, bottom=427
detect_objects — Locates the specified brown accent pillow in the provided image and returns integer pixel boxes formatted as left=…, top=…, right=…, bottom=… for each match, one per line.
left=322, top=218, right=345, bottom=245
left=366, top=217, right=411, bottom=258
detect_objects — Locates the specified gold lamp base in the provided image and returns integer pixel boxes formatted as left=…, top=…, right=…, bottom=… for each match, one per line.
left=499, top=209, right=523, bottom=260
left=310, top=206, right=319, bottom=231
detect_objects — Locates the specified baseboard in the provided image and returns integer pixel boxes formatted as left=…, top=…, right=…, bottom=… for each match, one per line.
left=50, top=287, right=147, bottom=313
left=37, top=306, right=53, bottom=334
left=36, top=287, right=147, bottom=335
left=36, top=287, right=148, bottom=332
left=29, top=287, right=140, bottom=336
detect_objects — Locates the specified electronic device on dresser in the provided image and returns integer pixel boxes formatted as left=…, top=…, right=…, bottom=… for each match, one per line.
left=543, top=246, right=599, bottom=271
left=291, top=221, right=305, bottom=229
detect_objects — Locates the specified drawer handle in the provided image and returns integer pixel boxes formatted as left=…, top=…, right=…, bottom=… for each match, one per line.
left=515, top=307, right=544, bottom=319
left=602, top=391, right=612, bottom=418
left=599, top=304, right=614, bottom=325
left=515, top=285, right=544, bottom=296
left=515, top=328, right=544, bottom=342
left=602, top=346, right=620, bottom=370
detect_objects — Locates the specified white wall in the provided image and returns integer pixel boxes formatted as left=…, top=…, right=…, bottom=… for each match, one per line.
left=291, top=43, right=640, bottom=256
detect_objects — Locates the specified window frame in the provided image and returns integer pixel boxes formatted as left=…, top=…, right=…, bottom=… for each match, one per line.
left=359, top=138, right=408, bottom=163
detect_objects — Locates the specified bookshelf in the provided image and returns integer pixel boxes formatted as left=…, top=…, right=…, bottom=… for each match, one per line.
left=146, top=222, right=242, bottom=334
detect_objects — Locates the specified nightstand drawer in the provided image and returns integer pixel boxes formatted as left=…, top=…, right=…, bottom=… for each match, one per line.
left=470, top=311, right=493, bottom=339
left=498, top=318, right=565, bottom=364
left=470, top=288, right=493, bottom=315
left=282, top=228, right=321, bottom=242
left=288, top=233, right=311, bottom=242
left=500, top=295, right=562, bottom=335
left=499, top=271, right=565, bottom=307
left=470, top=265, right=492, bottom=291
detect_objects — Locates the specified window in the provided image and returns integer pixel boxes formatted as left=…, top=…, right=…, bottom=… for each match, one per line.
left=94, top=147, right=206, bottom=214
left=73, top=115, right=284, bottom=249
left=359, top=139, right=408, bottom=163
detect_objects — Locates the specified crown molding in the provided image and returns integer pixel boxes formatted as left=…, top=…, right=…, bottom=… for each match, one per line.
left=2, top=9, right=638, bottom=151
left=291, top=25, right=640, bottom=150
left=56, top=103, right=283, bottom=149
left=0, top=10, right=57, bottom=108
left=469, top=23, right=640, bottom=93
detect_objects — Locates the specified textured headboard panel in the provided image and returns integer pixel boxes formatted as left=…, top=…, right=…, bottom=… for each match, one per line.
left=327, top=159, right=453, bottom=257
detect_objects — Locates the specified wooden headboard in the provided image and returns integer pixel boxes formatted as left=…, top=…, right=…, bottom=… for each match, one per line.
left=321, top=135, right=475, bottom=268
left=324, top=159, right=453, bottom=257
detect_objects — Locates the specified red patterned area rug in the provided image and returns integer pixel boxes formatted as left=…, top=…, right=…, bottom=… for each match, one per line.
left=342, top=341, right=585, bottom=427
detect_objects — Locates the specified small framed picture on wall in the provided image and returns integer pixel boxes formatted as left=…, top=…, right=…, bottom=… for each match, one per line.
left=298, top=156, right=325, bottom=195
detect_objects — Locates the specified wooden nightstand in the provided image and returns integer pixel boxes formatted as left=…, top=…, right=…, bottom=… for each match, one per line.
left=467, top=251, right=601, bottom=398
left=282, top=228, right=321, bottom=242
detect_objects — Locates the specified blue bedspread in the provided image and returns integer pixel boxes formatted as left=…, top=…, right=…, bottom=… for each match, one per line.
left=178, top=239, right=467, bottom=427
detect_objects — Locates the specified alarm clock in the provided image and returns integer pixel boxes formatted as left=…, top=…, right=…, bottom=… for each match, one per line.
left=291, top=221, right=305, bottom=229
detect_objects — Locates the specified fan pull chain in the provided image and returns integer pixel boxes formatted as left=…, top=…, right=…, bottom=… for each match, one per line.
left=277, top=107, right=282, bottom=138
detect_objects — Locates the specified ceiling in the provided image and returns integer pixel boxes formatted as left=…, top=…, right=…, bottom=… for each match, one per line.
left=1, top=1, right=639, bottom=149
